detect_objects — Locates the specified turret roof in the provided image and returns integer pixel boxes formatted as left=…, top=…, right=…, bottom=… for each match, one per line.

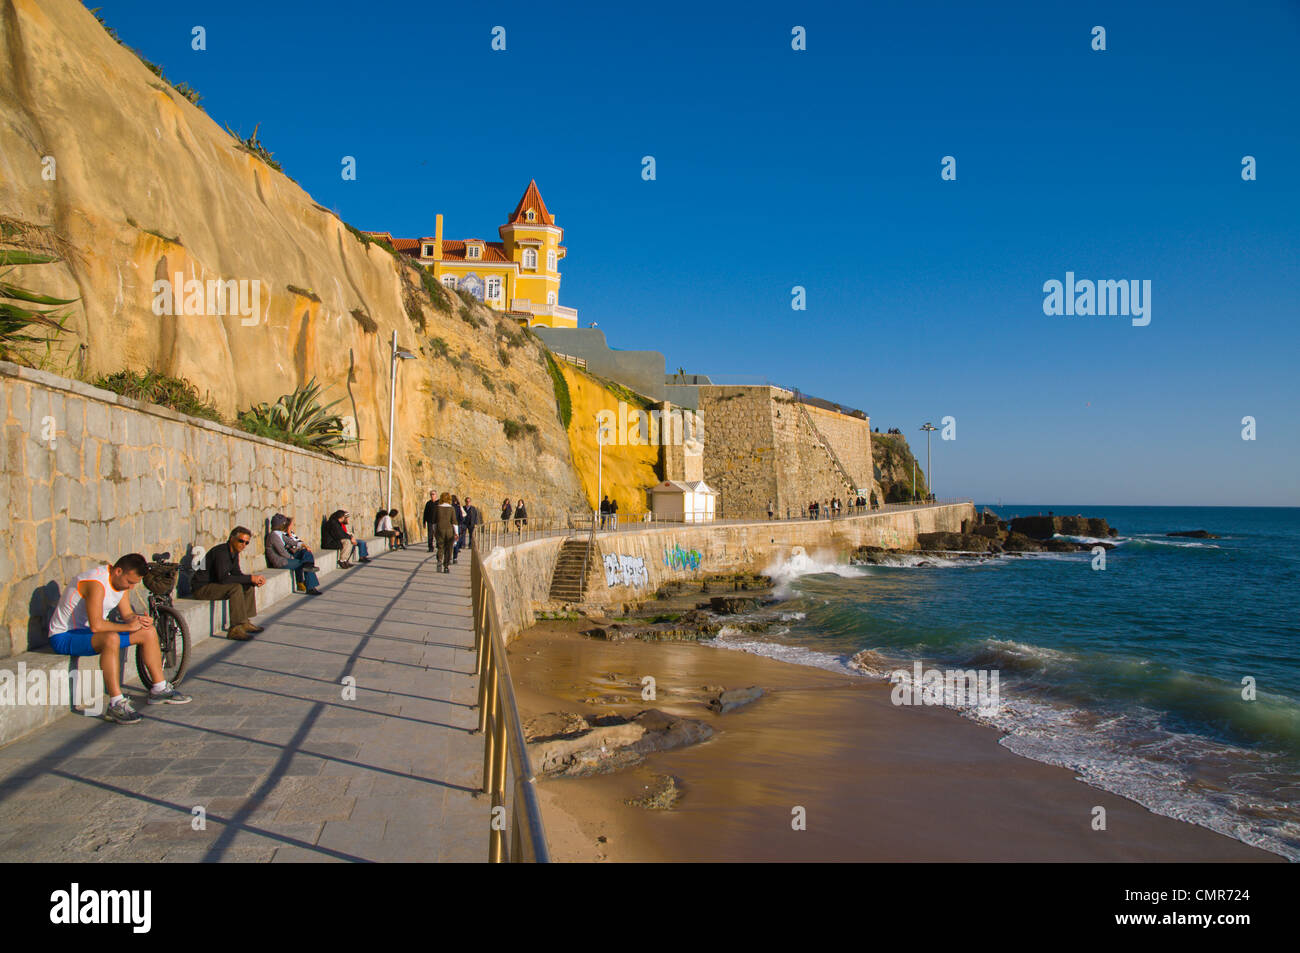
left=507, top=179, right=554, bottom=226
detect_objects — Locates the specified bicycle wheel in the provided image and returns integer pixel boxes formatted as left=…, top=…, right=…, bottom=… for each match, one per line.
left=136, top=605, right=192, bottom=688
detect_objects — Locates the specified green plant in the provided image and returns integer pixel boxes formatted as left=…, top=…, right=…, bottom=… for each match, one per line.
left=343, top=222, right=373, bottom=246
left=543, top=350, right=572, bottom=428
left=427, top=336, right=450, bottom=359
left=478, top=369, right=496, bottom=393
left=502, top=419, right=538, bottom=441
left=459, top=398, right=473, bottom=410
left=236, top=377, right=355, bottom=457
left=497, top=347, right=510, bottom=367
left=350, top=308, right=377, bottom=334
left=287, top=284, right=320, bottom=302
left=126, top=216, right=181, bottom=245
left=0, top=221, right=77, bottom=363
left=458, top=304, right=484, bottom=329
left=420, top=268, right=451, bottom=311
left=227, top=122, right=283, bottom=173
left=94, top=370, right=222, bottom=423
left=172, top=82, right=202, bottom=106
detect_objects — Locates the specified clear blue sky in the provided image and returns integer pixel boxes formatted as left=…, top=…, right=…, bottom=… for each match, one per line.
left=95, top=0, right=1299, bottom=506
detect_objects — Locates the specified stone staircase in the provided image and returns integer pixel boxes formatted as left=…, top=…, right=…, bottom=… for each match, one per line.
left=793, top=390, right=859, bottom=494
left=549, top=537, right=597, bottom=603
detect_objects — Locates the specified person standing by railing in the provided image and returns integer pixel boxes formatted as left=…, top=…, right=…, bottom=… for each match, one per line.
left=463, top=498, right=481, bottom=550
left=434, top=493, right=456, bottom=573
left=423, top=491, right=437, bottom=552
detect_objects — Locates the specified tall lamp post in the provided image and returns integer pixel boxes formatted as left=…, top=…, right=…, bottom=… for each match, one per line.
left=920, top=422, right=938, bottom=502
left=386, top=330, right=418, bottom=512
left=595, top=415, right=612, bottom=529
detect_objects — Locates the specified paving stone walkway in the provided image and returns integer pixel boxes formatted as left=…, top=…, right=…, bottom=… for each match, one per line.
left=0, top=547, right=487, bottom=862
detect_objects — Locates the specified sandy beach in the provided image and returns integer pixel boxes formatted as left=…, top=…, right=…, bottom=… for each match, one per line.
left=509, top=622, right=1280, bottom=863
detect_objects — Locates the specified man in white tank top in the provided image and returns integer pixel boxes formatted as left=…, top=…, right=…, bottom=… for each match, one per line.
left=48, top=553, right=192, bottom=725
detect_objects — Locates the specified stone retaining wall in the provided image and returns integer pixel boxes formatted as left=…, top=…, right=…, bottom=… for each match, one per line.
left=1, top=362, right=386, bottom=657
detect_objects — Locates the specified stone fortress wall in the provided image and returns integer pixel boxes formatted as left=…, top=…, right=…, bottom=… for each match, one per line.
left=0, top=362, right=385, bottom=657
left=697, top=385, right=875, bottom=519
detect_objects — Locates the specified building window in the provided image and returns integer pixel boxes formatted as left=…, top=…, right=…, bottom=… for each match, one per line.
left=467, top=245, right=481, bottom=260
left=547, top=292, right=556, bottom=305
left=486, top=276, right=502, bottom=300
left=523, top=249, right=537, bottom=270
left=547, top=249, right=556, bottom=271
left=442, top=275, right=457, bottom=290
left=526, top=209, right=535, bottom=222
left=422, top=244, right=435, bottom=257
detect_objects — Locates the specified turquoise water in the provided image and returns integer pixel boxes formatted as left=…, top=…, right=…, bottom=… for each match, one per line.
left=710, top=506, right=1300, bottom=860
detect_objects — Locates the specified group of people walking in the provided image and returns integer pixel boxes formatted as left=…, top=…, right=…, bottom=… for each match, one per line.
left=423, top=493, right=482, bottom=573
left=499, top=498, right=529, bottom=530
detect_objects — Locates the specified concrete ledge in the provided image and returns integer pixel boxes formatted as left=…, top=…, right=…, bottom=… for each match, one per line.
left=0, top=535, right=387, bottom=749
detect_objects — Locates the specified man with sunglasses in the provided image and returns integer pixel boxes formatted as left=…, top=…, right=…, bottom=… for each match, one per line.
left=191, top=526, right=267, bottom=641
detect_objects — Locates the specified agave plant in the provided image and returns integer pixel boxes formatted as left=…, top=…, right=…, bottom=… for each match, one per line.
left=238, top=378, right=356, bottom=456
left=0, top=224, right=77, bottom=362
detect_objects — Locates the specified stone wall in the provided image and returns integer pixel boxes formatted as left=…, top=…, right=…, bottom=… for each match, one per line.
left=0, top=362, right=385, bottom=657
left=699, top=385, right=874, bottom=519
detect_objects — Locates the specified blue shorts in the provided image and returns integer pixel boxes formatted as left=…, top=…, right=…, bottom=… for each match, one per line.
left=49, top=627, right=131, bottom=656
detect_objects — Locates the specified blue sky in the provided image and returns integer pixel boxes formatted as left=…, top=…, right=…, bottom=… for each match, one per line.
left=97, top=0, right=1299, bottom=505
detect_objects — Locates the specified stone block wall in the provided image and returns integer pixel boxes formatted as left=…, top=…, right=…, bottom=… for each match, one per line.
left=700, top=385, right=872, bottom=519
left=0, top=362, right=385, bottom=657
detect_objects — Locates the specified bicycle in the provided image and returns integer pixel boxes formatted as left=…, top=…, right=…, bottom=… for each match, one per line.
left=137, top=552, right=192, bottom=687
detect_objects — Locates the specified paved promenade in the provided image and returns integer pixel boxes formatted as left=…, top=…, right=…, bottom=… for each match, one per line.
left=0, top=548, right=487, bottom=862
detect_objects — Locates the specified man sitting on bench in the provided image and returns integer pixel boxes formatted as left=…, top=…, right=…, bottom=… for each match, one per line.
left=191, top=527, right=266, bottom=641
left=47, top=553, right=192, bottom=725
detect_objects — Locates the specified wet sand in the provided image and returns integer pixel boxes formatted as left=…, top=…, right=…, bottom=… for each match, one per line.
left=510, top=623, right=1280, bottom=862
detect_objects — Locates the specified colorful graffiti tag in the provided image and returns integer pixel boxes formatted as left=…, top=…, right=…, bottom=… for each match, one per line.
left=663, top=544, right=702, bottom=571
left=603, top=553, right=649, bottom=588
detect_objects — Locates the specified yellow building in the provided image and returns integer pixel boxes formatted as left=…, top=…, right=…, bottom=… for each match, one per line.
left=366, top=180, right=577, bottom=328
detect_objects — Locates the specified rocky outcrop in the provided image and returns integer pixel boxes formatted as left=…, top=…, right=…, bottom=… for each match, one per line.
left=871, top=433, right=928, bottom=503
left=1009, top=516, right=1115, bottom=539
left=1167, top=530, right=1218, bottom=539
left=707, top=686, right=764, bottom=714
left=525, top=709, right=713, bottom=778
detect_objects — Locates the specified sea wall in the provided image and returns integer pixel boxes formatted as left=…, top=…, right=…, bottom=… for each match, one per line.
left=699, top=385, right=876, bottom=519
left=478, top=502, right=974, bottom=642
left=0, top=361, right=385, bottom=657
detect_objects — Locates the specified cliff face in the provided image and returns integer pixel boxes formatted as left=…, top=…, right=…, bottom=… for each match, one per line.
left=0, top=0, right=584, bottom=521
left=872, top=434, right=930, bottom=502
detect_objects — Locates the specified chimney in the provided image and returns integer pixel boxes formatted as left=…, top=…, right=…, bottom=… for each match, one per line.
left=434, top=213, right=443, bottom=260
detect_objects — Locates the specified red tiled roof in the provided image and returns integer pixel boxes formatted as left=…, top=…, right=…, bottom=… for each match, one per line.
left=507, top=179, right=554, bottom=226
left=439, top=240, right=511, bottom=263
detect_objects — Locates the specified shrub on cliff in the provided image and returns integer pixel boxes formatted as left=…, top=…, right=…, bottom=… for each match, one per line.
left=543, top=350, right=572, bottom=428
left=236, top=378, right=356, bottom=457
left=0, top=220, right=77, bottom=365
left=94, top=370, right=222, bottom=423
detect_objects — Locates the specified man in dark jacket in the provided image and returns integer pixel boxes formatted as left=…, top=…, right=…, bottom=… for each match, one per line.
left=434, top=492, right=456, bottom=572
left=422, top=491, right=437, bottom=552
left=462, top=498, right=481, bottom=550
left=191, top=526, right=266, bottom=641
left=322, top=510, right=369, bottom=567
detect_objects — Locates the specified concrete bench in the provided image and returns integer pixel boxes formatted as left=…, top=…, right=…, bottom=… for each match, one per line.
left=0, top=534, right=386, bottom=749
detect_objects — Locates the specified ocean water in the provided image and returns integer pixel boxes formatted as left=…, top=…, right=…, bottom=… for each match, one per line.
left=708, top=506, right=1300, bottom=860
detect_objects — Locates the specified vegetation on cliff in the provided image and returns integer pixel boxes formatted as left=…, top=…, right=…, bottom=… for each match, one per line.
left=0, top=219, right=77, bottom=367
left=236, top=378, right=356, bottom=458
left=94, top=370, right=222, bottom=423
left=872, top=433, right=930, bottom=502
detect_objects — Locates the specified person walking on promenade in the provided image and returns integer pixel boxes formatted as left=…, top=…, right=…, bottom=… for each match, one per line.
left=609, top=497, right=619, bottom=529
left=767, top=499, right=774, bottom=521
left=514, top=499, right=528, bottom=532
left=47, top=554, right=192, bottom=725
left=192, top=527, right=267, bottom=641
left=267, top=514, right=321, bottom=595
left=501, top=498, right=513, bottom=525
left=434, top=492, right=457, bottom=572
left=423, top=491, right=437, bottom=552
left=600, top=495, right=610, bottom=530
left=462, top=498, right=481, bottom=550
left=451, top=496, right=466, bottom=563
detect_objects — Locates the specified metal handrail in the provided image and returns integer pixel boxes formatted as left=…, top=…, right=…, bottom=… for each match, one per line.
left=576, top=509, right=597, bottom=597
left=471, top=546, right=551, bottom=863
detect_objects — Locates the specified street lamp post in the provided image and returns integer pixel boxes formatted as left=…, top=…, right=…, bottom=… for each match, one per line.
left=595, top=415, right=611, bottom=529
left=386, top=330, right=418, bottom=512
left=920, top=422, right=938, bottom=502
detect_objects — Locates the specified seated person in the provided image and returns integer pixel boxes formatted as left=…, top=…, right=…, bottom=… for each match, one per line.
left=323, top=510, right=370, bottom=567
left=47, top=554, right=192, bottom=725
left=267, top=514, right=321, bottom=595
left=376, top=508, right=405, bottom=550
left=191, top=527, right=267, bottom=640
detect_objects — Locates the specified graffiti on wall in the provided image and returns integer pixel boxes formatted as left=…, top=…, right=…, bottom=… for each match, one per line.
left=663, top=543, right=703, bottom=572
left=603, top=553, right=649, bottom=588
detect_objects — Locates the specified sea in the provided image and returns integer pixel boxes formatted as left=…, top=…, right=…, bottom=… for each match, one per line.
left=707, top=505, right=1300, bottom=861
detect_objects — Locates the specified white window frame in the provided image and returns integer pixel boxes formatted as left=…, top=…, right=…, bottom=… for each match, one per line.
left=441, top=275, right=457, bottom=289
left=547, top=292, right=556, bottom=305
left=486, top=276, right=502, bottom=301
left=422, top=244, right=435, bottom=257
left=547, top=249, right=556, bottom=271
left=526, top=209, right=535, bottom=222
left=523, top=248, right=538, bottom=270
left=467, top=244, right=481, bottom=260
